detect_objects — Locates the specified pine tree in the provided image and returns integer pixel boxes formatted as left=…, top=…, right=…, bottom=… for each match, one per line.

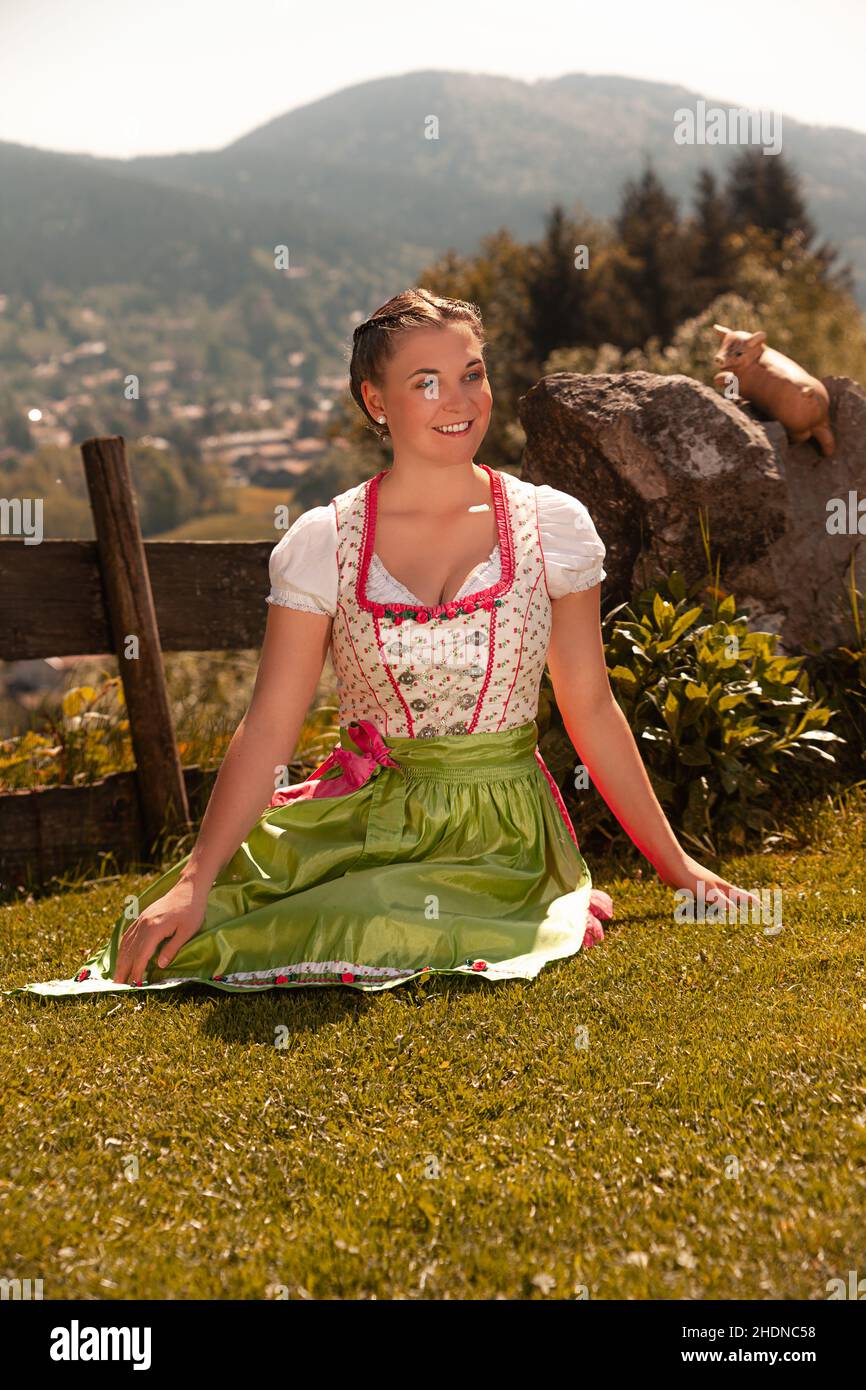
left=725, top=148, right=815, bottom=249
left=524, top=205, right=594, bottom=363
left=690, top=169, right=740, bottom=305
left=614, top=162, right=690, bottom=345
left=725, top=147, right=849, bottom=286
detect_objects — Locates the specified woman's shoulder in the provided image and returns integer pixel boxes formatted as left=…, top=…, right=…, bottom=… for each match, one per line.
left=533, top=480, right=599, bottom=529
left=499, top=471, right=600, bottom=530
left=502, top=473, right=607, bottom=595
left=266, top=505, right=338, bottom=615
left=270, top=503, right=337, bottom=557
left=270, top=467, right=380, bottom=567
left=331, top=471, right=380, bottom=510
left=287, top=500, right=336, bottom=528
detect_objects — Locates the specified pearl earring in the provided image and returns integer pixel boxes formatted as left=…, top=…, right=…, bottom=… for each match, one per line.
left=377, top=415, right=386, bottom=424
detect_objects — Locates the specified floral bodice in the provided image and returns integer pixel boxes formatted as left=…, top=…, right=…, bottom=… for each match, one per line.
left=267, top=464, right=606, bottom=738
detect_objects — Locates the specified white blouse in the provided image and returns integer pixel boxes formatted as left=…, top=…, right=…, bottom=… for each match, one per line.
left=266, top=483, right=606, bottom=616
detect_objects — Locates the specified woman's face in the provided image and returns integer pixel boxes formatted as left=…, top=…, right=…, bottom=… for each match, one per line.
left=362, top=322, right=493, bottom=462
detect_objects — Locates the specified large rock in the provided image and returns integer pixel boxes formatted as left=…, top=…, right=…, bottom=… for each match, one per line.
left=519, top=371, right=866, bottom=653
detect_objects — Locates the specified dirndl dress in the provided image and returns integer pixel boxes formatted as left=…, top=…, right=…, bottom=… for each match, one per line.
left=8, top=464, right=614, bottom=998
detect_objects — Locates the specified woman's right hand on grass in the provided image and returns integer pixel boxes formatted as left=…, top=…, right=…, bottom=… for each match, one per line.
left=112, top=877, right=208, bottom=985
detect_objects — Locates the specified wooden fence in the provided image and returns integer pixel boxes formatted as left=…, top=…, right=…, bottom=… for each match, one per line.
left=0, top=436, right=272, bottom=889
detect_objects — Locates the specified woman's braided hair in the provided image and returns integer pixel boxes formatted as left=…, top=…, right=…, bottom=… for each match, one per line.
left=349, top=287, right=485, bottom=442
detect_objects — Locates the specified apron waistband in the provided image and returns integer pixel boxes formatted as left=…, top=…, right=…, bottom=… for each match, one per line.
left=269, top=719, right=546, bottom=863
left=341, top=718, right=540, bottom=779
left=341, top=718, right=542, bottom=861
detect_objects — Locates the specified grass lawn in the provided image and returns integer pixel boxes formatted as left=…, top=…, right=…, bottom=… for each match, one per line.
left=1, top=798, right=864, bottom=1301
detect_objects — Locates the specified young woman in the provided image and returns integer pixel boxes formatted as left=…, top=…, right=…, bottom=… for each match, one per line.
left=13, top=288, right=757, bottom=998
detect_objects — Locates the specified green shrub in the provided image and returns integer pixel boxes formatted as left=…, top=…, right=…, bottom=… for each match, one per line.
left=539, top=567, right=845, bottom=858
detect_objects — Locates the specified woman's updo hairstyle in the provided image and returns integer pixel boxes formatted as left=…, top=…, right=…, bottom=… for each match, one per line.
left=349, top=287, right=485, bottom=442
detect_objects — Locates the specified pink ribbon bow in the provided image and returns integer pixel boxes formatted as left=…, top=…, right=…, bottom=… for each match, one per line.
left=269, top=719, right=400, bottom=807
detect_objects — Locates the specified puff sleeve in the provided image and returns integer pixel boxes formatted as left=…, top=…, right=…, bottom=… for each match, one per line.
left=265, top=505, right=338, bottom=616
left=536, top=485, right=607, bottom=597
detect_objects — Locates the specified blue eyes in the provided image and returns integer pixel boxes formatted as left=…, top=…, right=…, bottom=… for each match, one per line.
left=416, top=370, right=482, bottom=389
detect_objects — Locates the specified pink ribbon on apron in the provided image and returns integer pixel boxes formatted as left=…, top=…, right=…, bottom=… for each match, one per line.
left=268, top=719, right=399, bottom=807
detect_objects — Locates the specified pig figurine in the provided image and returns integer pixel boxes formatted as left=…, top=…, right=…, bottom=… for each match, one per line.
left=712, top=324, right=835, bottom=457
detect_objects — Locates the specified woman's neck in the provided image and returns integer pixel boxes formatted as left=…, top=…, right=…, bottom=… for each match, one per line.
left=377, top=458, right=492, bottom=516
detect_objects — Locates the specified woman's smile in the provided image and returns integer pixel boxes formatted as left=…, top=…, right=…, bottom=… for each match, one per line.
left=432, top=418, right=474, bottom=435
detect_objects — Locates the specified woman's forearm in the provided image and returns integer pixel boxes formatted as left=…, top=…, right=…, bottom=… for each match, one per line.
left=176, top=705, right=308, bottom=895
left=174, top=606, right=333, bottom=897
left=559, top=694, right=686, bottom=878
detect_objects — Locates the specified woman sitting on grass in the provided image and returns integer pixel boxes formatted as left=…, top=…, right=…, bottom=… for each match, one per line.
left=14, top=287, right=758, bottom=999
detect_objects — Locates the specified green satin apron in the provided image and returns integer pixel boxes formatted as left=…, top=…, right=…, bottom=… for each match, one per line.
left=7, top=719, right=598, bottom=998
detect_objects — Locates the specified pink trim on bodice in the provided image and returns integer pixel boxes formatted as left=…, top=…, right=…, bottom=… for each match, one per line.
left=356, top=462, right=516, bottom=622
left=329, top=466, right=554, bottom=738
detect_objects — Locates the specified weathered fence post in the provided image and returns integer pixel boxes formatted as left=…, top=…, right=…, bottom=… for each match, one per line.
left=80, top=435, right=191, bottom=851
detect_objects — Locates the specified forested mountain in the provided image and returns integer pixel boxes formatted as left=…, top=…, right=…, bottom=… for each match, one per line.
left=3, top=71, right=865, bottom=304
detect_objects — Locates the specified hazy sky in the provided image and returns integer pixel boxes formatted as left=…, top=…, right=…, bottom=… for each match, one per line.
left=2, top=0, right=865, bottom=157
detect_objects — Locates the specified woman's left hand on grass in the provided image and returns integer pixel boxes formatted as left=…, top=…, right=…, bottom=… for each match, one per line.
left=657, top=852, right=762, bottom=918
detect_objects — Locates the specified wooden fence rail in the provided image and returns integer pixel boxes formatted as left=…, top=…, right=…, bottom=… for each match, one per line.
left=0, top=436, right=273, bottom=890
